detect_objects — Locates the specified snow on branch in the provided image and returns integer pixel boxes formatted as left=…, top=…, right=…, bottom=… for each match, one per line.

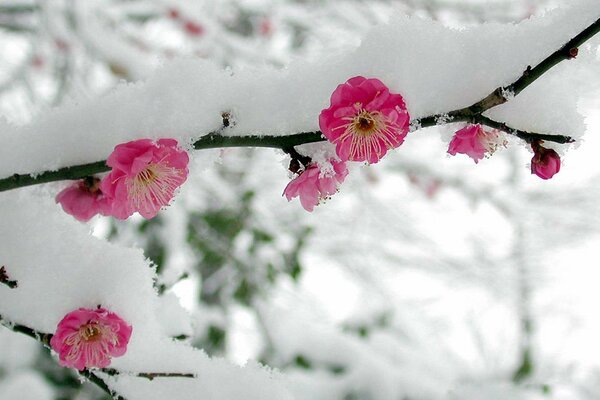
left=0, top=1, right=597, bottom=191
left=0, top=6, right=595, bottom=194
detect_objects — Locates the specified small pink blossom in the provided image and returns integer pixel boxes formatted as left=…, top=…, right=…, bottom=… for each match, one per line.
left=447, top=124, right=506, bottom=163
left=184, top=20, right=204, bottom=36
left=319, top=76, right=410, bottom=164
left=284, top=160, right=348, bottom=212
left=50, top=308, right=132, bottom=371
left=259, top=18, right=273, bottom=36
left=100, top=138, right=189, bottom=220
left=531, top=143, right=561, bottom=180
left=56, top=177, right=111, bottom=222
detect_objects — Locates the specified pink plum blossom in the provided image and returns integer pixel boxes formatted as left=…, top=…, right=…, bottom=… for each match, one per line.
left=319, top=76, right=410, bottom=164
left=531, top=143, right=561, bottom=180
left=284, top=159, right=348, bottom=212
left=55, top=177, right=111, bottom=222
left=447, top=124, right=507, bottom=163
left=100, top=139, right=189, bottom=220
left=50, top=308, right=132, bottom=371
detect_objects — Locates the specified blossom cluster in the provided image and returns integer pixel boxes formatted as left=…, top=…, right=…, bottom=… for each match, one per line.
left=47, top=76, right=566, bottom=378
left=284, top=76, right=411, bottom=211
left=283, top=75, right=562, bottom=212
left=57, top=139, right=189, bottom=221
left=56, top=75, right=563, bottom=219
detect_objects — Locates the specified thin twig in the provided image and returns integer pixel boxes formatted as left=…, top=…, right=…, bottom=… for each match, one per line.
left=0, top=266, right=18, bottom=289
left=100, top=368, right=196, bottom=380
left=0, top=15, right=598, bottom=192
left=474, top=115, right=574, bottom=144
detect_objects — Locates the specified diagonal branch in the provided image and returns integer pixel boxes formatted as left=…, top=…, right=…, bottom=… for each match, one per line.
left=415, top=15, right=600, bottom=127
left=0, top=15, right=599, bottom=193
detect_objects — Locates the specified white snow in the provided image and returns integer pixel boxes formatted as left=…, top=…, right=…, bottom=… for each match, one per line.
left=0, top=189, right=293, bottom=400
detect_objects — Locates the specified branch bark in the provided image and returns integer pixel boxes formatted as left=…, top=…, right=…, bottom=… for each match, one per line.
left=0, top=16, right=598, bottom=193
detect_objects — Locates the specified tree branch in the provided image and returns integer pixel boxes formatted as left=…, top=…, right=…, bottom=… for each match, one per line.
left=415, top=15, right=600, bottom=126
left=0, top=15, right=598, bottom=193
left=0, top=160, right=110, bottom=192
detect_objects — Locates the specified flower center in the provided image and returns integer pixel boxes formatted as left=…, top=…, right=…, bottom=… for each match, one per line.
left=329, top=108, right=403, bottom=161
left=352, top=110, right=378, bottom=135
left=480, top=130, right=507, bottom=156
left=127, top=162, right=184, bottom=210
left=357, top=115, right=375, bottom=132
left=80, top=323, right=103, bottom=342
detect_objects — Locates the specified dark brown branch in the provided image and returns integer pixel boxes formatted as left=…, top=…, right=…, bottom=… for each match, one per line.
left=100, top=368, right=196, bottom=380
left=0, top=133, right=324, bottom=192
left=474, top=115, right=574, bottom=144
left=415, top=16, right=600, bottom=127
left=0, top=15, right=599, bottom=192
left=282, top=146, right=312, bottom=171
left=0, top=160, right=110, bottom=192
left=0, top=266, right=18, bottom=289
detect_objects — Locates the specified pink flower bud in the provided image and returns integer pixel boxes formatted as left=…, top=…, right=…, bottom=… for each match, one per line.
left=184, top=21, right=204, bottom=36
left=167, top=8, right=180, bottom=20
left=531, top=144, right=561, bottom=180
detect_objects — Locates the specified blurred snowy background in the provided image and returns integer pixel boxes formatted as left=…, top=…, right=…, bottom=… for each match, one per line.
left=2, top=1, right=600, bottom=399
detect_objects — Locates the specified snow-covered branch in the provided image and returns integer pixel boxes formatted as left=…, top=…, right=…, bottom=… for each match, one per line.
left=1, top=11, right=597, bottom=192
left=0, top=10, right=600, bottom=191
left=0, top=314, right=196, bottom=400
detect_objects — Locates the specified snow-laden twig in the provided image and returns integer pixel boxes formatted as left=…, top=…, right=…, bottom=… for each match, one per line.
left=0, top=315, right=196, bottom=400
left=416, top=12, right=600, bottom=127
left=0, top=15, right=598, bottom=193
